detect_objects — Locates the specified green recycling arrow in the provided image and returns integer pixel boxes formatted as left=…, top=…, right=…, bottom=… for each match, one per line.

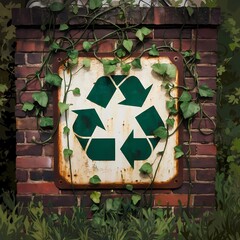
left=87, top=75, right=126, bottom=108
left=72, top=108, right=104, bottom=139
left=120, top=130, right=152, bottom=168
left=119, top=76, right=152, bottom=107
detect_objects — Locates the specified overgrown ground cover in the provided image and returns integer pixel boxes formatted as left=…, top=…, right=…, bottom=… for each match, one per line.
left=1, top=0, right=240, bottom=239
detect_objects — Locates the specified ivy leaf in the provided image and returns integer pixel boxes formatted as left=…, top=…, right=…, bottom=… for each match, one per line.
left=72, top=4, right=79, bottom=14
left=199, top=84, right=214, bottom=97
left=49, top=2, right=64, bottom=12
left=166, top=64, right=177, bottom=78
left=136, top=27, right=152, bottom=41
left=139, top=162, right=153, bottom=175
left=230, top=138, right=240, bottom=153
left=180, top=101, right=200, bottom=119
left=89, top=175, right=101, bottom=184
left=153, top=126, right=168, bottom=139
left=83, top=41, right=93, bottom=52
left=102, top=59, right=119, bottom=75
left=63, top=148, right=73, bottom=158
left=116, top=49, right=126, bottom=58
left=166, top=99, right=175, bottom=110
left=50, top=42, right=61, bottom=52
left=89, top=0, right=102, bottom=10
left=32, top=92, right=48, bottom=107
left=121, top=63, right=131, bottom=73
left=149, top=44, right=159, bottom=56
left=126, top=184, right=133, bottom=191
left=45, top=73, right=62, bottom=87
left=179, top=91, right=192, bottom=102
left=131, top=194, right=141, bottom=205
left=22, top=102, right=34, bottom=112
left=58, top=102, right=70, bottom=114
left=152, top=63, right=168, bottom=75
left=39, top=117, right=53, bottom=128
left=187, top=6, right=194, bottom=17
left=195, top=52, right=201, bottom=60
left=123, top=39, right=133, bottom=53
left=44, top=36, right=50, bottom=42
left=59, top=23, right=69, bottom=31
left=90, top=191, right=101, bottom=204
left=72, top=87, right=80, bottom=96
left=63, top=126, right=70, bottom=135
left=166, top=118, right=175, bottom=127
left=174, top=145, right=184, bottom=159
left=83, top=58, right=91, bottom=68
left=131, top=58, right=142, bottom=69
left=67, top=49, right=78, bottom=60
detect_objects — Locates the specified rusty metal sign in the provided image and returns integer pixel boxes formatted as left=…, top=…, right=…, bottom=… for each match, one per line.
left=55, top=53, right=183, bottom=189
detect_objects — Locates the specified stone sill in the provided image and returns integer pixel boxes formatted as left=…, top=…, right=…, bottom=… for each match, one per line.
left=12, top=7, right=221, bottom=27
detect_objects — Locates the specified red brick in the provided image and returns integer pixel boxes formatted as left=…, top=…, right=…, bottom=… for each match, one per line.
left=43, top=143, right=54, bottom=156
left=183, top=169, right=196, bottom=182
left=183, top=131, right=214, bottom=143
left=15, top=105, right=26, bottom=117
left=16, top=29, right=43, bottom=39
left=16, top=169, right=28, bottom=182
left=15, top=53, right=26, bottom=65
left=194, top=195, right=215, bottom=206
left=154, top=194, right=192, bottom=206
left=192, top=117, right=216, bottom=130
left=154, top=28, right=191, bottom=39
left=42, top=195, right=77, bottom=207
left=154, top=7, right=166, bottom=25
left=200, top=53, right=218, bottom=64
left=15, top=66, right=42, bottom=78
left=173, top=183, right=215, bottom=194
left=196, top=145, right=216, bottom=155
left=16, top=91, right=34, bottom=104
left=26, top=131, right=53, bottom=143
left=16, top=156, right=52, bottom=169
left=17, top=182, right=59, bottom=194
left=27, top=53, right=43, bottom=64
left=16, top=130, right=25, bottom=143
left=16, top=118, right=37, bottom=130
left=196, top=28, right=218, bottom=39
left=183, top=156, right=216, bottom=168
left=16, top=40, right=45, bottom=52
left=196, top=65, right=217, bottom=77
left=200, top=104, right=217, bottom=117
left=196, top=169, right=216, bottom=181
left=16, top=144, right=42, bottom=156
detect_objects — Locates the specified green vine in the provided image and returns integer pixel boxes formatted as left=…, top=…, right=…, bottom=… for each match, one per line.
left=21, top=0, right=216, bottom=209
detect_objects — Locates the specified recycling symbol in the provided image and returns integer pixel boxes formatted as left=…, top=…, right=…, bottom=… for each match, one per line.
left=72, top=75, right=164, bottom=168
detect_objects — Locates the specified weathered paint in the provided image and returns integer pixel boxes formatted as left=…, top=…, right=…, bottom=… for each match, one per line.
left=55, top=54, right=183, bottom=188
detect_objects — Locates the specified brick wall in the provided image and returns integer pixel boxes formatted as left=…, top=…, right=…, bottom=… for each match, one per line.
left=13, top=7, right=220, bottom=214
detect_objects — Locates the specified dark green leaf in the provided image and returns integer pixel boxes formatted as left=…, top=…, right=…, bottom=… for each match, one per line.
left=152, top=63, right=168, bottom=75
left=72, top=4, right=79, bottom=14
left=59, top=23, right=69, bottom=31
left=89, top=0, right=102, bottom=10
left=22, top=102, right=34, bottom=112
left=121, top=63, right=131, bottom=73
left=50, top=42, right=61, bottom=52
left=131, top=194, right=141, bottom=205
left=49, top=2, right=64, bottom=12
left=89, top=175, right=101, bottom=184
left=63, top=148, right=73, bottom=158
left=187, top=6, right=194, bottom=16
left=90, top=191, right=101, bottom=204
left=67, top=49, right=78, bottom=60
left=139, top=162, right=153, bottom=175
left=126, top=184, right=133, bottom=191
left=166, top=64, right=177, bottom=78
left=174, top=145, right=184, bottom=159
left=58, top=102, right=70, bottom=114
left=45, top=73, right=62, bottom=87
left=123, top=39, right=133, bottom=53
left=166, top=99, right=175, bottom=110
left=39, top=117, right=53, bottom=128
left=83, top=41, right=92, bottom=52
left=149, top=44, right=159, bottom=56
left=116, top=49, right=126, bottom=58
left=180, top=101, right=200, bottom=119
left=32, top=92, right=48, bottom=107
left=166, top=118, right=175, bottom=127
left=83, top=58, right=91, bottom=68
left=72, top=87, right=80, bottom=96
left=179, top=91, right=192, bottom=102
left=199, top=84, right=214, bottom=97
left=63, top=126, right=70, bottom=135
left=131, top=58, right=142, bottom=69
left=153, top=126, right=168, bottom=139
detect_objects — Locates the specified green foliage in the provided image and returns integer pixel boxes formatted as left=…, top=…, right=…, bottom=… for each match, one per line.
left=89, top=175, right=101, bottom=184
